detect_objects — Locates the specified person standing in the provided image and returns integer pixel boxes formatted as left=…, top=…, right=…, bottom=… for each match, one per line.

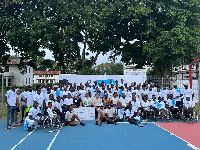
left=5, top=85, right=17, bottom=130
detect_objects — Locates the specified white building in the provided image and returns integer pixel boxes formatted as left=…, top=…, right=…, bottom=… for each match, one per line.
left=0, top=59, right=34, bottom=86
left=173, top=63, right=199, bottom=80
left=33, top=71, right=60, bottom=84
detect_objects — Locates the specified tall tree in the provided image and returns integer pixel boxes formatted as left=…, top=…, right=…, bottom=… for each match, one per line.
left=119, top=0, right=200, bottom=77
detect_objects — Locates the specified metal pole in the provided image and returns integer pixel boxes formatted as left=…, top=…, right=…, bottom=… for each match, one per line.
left=2, top=74, right=4, bottom=107
left=161, top=77, right=164, bottom=87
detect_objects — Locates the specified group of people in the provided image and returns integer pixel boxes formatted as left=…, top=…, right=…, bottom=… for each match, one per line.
left=5, top=79, right=196, bottom=130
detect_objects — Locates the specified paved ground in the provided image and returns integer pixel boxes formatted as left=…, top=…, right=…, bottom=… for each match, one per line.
left=0, top=120, right=198, bottom=150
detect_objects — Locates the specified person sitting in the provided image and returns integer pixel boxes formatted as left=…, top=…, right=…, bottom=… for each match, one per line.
left=105, top=105, right=118, bottom=125
left=111, top=92, right=120, bottom=106
left=73, top=94, right=82, bottom=108
left=26, top=101, right=43, bottom=131
left=63, top=106, right=85, bottom=126
left=102, top=93, right=110, bottom=105
left=82, top=92, right=92, bottom=107
left=95, top=104, right=114, bottom=126
left=183, top=95, right=195, bottom=119
left=157, top=97, right=169, bottom=121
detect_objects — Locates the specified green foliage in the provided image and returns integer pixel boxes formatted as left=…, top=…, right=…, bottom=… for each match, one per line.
left=119, top=0, right=200, bottom=77
left=94, top=63, right=123, bottom=75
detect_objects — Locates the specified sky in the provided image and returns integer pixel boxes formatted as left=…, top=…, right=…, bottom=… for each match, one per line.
left=9, top=48, right=122, bottom=66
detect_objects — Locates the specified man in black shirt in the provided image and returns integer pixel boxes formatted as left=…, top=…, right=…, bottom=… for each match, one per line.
left=73, top=94, right=82, bottom=108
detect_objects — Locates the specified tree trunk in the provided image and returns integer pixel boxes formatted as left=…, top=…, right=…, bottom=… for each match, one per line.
left=88, top=52, right=100, bottom=70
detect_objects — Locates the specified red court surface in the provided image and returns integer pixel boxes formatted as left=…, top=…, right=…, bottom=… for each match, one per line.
left=155, top=122, right=200, bottom=149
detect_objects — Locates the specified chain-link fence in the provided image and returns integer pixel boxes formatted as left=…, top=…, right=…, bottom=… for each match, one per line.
left=145, top=77, right=200, bottom=103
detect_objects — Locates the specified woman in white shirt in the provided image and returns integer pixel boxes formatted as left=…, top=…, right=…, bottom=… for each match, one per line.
left=63, top=106, right=85, bottom=126
left=111, top=92, right=119, bottom=106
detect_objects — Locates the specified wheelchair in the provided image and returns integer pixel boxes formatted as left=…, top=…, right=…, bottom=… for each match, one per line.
left=154, top=108, right=173, bottom=122
left=141, top=108, right=155, bottom=124
left=182, top=109, right=198, bottom=123
left=43, top=112, right=61, bottom=133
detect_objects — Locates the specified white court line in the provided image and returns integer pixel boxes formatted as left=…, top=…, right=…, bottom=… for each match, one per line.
left=117, top=122, right=154, bottom=124
left=11, top=128, right=36, bottom=150
left=47, top=128, right=62, bottom=150
left=154, top=123, right=199, bottom=150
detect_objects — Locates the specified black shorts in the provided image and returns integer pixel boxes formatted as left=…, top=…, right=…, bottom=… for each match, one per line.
left=16, top=107, right=20, bottom=112
left=65, top=121, right=72, bottom=126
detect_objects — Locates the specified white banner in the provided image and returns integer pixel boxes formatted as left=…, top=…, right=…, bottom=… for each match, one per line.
left=59, top=74, right=143, bottom=86
left=73, top=107, right=95, bottom=120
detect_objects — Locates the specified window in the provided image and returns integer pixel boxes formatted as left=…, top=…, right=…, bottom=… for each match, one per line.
left=29, top=78, right=30, bottom=84
left=39, top=75, right=42, bottom=77
left=29, top=67, right=31, bottom=73
left=51, top=75, right=53, bottom=77
left=5, top=66, right=9, bottom=72
left=26, top=78, right=27, bottom=84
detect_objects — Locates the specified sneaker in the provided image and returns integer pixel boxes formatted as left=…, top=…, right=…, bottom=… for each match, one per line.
left=138, top=124, right=143, bottom=127
left=20, top=120, right=24, bottom=123
left=114, top=122, right=117, bottom=125
left=6, top=126, right=11, bottom=130
left=95, top=121, right=98, bottom=125
left=80, top=122, right=85, bottom=126
left=98, top=122, right=102, bottom=126
left=11, top=125, right=16, bottom=128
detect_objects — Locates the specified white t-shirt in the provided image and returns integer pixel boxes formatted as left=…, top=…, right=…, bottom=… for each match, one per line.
left=161, top=90, right=169, bottom=101
left=79, top=90, right=86, bottom=100
left=20, top=91, right=27, bottom=106
left=28, top=107, right=40, bottom=119
left=116, top=109, right=124, bottom=119
left=33, top=93, right=44, bottom=108
left=106, top=108, right=115, bottom=117
left=119, top=97, right=129, bottom=106
left=141, top=101, right=150, bottom=108
left=65, top=111, right=74, bottom=121
left=6, top=90, right=16, bottom=106
left=25, top=91, right=36, bottom=107
left=157, top=101, right=166, bottom=109
left=64, top=98, right=73, bottom=106
left=183, top=89, right=193, bottom=100
left=111, top=97, right=119, bottom=105
left=125, top=109, right=134, bottom=117
left=131, top=101, right=140, bottom=112
left=151, top=100, right=158, bottom=108
left=171, top=88, right=183, bottom=101
left=184, top=100, right=195, bottom=107
left=55, top=101, right=63, bottom=111
left=47, top=108, right=53, bottom=117
left=44, top=93, right=50, bottom=103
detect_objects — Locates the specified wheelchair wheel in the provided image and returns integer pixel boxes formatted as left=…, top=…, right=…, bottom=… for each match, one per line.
left=43, top=116, right=61, bottom=133
left=193, top=110, right=198, bottom=123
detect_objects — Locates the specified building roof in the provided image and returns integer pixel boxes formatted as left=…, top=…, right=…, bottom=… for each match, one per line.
left=34, top=71, right=61, bottom=75
left=0, top=59, right=29, bottom=65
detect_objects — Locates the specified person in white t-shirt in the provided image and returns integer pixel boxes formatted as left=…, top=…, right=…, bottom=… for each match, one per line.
left=95, top=105, right=114, bottom=126
left=183, top=95, right=195, bottom=118
left=183, top=84, right=193, bottom=100
left=157, top=97, right=169, bottom=121
left=105, top=105, right=118, bottom=125
left=25, top=85, right=36, bottom=115
left=26, top=101, right=43, bottom=131
left=33, top=88, right=44, bottom=109
left=63, top=106, right=85, bottom=126
left=111, top=92, right=119, bottom=106
left=5, top=85, right=17, bottom=130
